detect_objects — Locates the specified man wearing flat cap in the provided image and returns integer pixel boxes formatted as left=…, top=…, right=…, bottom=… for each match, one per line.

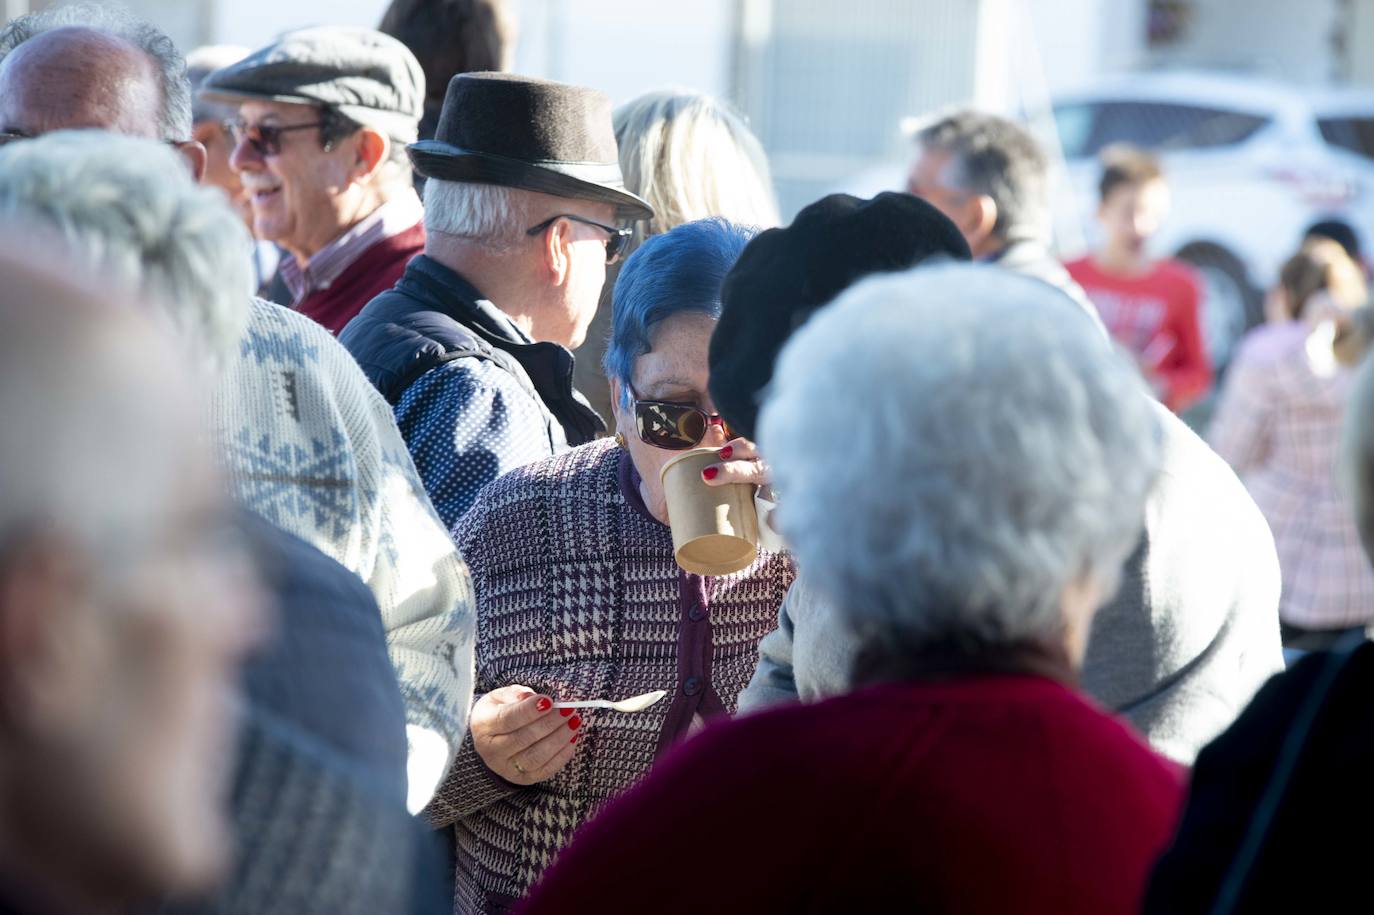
left=342, top=72, right=653, bottom=532
left=203, top=26, right=426, bottom=334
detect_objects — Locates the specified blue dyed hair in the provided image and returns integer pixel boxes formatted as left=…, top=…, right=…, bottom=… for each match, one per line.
left=604, top=217, right=755, bottom=407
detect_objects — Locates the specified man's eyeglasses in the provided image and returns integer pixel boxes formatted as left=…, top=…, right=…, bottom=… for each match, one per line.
left=224, top=118, right=327, bottom=157
left=525, top=214, right=632, bottom=265
left=630, top=387, right=734, bottom=451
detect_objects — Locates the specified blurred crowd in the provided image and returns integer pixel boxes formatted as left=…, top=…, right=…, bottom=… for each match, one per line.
left=0, top=2, right=1370, bottom=914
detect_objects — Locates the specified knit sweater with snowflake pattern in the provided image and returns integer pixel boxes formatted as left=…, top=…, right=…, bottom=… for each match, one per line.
left=208, top=297, right=476, bottom=812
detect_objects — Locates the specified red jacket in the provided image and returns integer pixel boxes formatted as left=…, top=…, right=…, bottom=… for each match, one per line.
left=519, top=676, right=1185, bottom=915
left=295, top=222, right=425, bottom=335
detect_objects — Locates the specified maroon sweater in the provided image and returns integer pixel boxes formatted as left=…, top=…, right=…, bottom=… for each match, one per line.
left=296, top=221, right=425, bottom=335
left=520, top=676, right=1186, bottom=915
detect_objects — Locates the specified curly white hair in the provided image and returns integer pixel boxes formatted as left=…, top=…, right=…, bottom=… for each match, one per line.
left=759, top=263, right=1162, bottom=655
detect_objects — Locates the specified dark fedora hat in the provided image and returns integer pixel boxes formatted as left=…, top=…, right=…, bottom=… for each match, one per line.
left=408, top=72, right=653, bottom=221
left=709, top=192, right=971, bottom=439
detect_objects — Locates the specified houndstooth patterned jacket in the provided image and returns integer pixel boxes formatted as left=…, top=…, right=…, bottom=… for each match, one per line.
left=428, top=439, right=794, bottom=914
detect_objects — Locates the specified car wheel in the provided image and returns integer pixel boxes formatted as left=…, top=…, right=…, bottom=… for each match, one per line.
left=1175, top=244, right=1259, bottom=372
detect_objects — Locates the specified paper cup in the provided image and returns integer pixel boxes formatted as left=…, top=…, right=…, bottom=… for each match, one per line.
left=659, top=447, right=760, bottom=576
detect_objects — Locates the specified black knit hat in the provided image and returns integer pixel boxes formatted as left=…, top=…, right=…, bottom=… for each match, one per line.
left=408, top=72, right=653, bottom=221
left=709, top=192, right=972, bottom=439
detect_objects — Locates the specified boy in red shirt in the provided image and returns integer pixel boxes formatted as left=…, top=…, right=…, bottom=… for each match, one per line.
left=1066, top=147, right=1212, bottom=412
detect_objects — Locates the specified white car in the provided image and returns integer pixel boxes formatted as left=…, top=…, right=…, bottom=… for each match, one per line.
left=1051, top=71, right=1374, bottom=367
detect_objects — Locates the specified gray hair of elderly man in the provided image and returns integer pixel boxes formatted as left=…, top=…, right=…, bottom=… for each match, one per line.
left=425, top=179, right=607, bottom=250
left=0, top=1, right=193, bottom=142
left=759, top=263, right=1163, bottom=661
left=0, top=130, right=252, bottom=370
left=910, top=110, right=1050, bottom=245
left=423, top=178, right=528, bottom=246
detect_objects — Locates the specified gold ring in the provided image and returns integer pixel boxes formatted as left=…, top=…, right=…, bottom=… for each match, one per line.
left=512, top=758, right=527, bottom=775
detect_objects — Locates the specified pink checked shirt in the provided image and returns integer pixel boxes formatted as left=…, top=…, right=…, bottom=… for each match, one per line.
left=1209, top=320, right=1374, bottom=629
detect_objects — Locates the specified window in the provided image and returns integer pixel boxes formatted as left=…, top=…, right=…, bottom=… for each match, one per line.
left=1052, top=103, right=1097, bottom=159
left=1052, top=100, right=1269, bottom=159
left=1318, top=117, right=1374, bottom=160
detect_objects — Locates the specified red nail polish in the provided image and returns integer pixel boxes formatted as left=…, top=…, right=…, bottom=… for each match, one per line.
left=570, top=734, right=579, bottom=744
left=719, top=445, right=733, bottom=460
left=702, top=466, right=719, bottom=482
left=559, top=707, right=573, bottom=717
left=536, top=697, right=552, bottom=712
left=568, top=715, right=582, bottom=730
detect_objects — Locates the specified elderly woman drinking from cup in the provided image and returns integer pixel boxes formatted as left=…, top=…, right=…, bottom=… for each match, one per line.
left=427, top=217, right=794, bottom=915
left=518, top=264, right=1186, bottom=915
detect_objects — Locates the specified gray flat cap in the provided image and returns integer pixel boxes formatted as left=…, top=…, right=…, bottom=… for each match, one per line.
left=201, top=26, right=424, bottom=143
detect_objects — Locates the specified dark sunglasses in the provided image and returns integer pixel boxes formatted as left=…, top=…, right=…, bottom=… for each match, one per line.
left=631, top=388, right=734, bottom=451
left=224, top=118, right=327, bottom=157
left=525, top=213, right=632, bottom=265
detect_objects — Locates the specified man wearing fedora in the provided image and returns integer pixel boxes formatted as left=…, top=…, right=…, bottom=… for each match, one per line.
left=202, top=26, right=427, bottom=334
left=342, top=72, right=653, bottom=531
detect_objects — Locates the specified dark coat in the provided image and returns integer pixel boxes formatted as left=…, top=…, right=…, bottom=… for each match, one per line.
left=147, top=515, right=447, bottom=915
left=1145, top=638, right=1374, bottom=914
left=236, top=511, right=408, bottom=801
left=338, top=254, right=603, bottom=445
left=154, top=710, right=450, bottom=915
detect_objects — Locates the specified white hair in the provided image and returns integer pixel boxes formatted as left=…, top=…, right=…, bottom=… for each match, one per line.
left=423, top=178, right=533, bottom=248
left=910, top=109, right=1050, bottom=245
left=614, top=89, right=779, bottom=245
left=760, top=264, right=1162, bottom=657
left=0, top=1, right=193, bottom=141
left=0, top=131, right=252, bottom=370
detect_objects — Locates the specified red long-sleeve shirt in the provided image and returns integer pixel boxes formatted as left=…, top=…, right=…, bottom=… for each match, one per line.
left=1065, top=256, right=1212, bottom=412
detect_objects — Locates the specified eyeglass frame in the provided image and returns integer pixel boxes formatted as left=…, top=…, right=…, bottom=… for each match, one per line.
left=524, top=213, right=632, bottom=265
left=223, top=117, right=331, bottom=157
left=627, top=384, right=734, bottom=451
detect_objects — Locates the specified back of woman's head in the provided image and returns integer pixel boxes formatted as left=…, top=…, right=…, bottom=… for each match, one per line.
left=1277, top=238, right=1367, bottom=320
left=614, top=90, right=779, bottom=244
left=760, top=264, right=1161, bottom=660
left=604, top=217, right=754, bottom=406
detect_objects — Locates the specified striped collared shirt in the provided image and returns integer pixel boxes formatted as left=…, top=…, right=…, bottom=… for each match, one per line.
left=282, top=191, right=424, bottom=305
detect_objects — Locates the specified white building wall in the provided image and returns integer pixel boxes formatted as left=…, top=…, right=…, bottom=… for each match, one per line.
left=1147, top=0, right=1341, bottom=84
left=1354, top=0, right=1374, bottom=87
left=203, top=0, right=388, bottom=49
left=510, top=0, right=734, bottom=106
